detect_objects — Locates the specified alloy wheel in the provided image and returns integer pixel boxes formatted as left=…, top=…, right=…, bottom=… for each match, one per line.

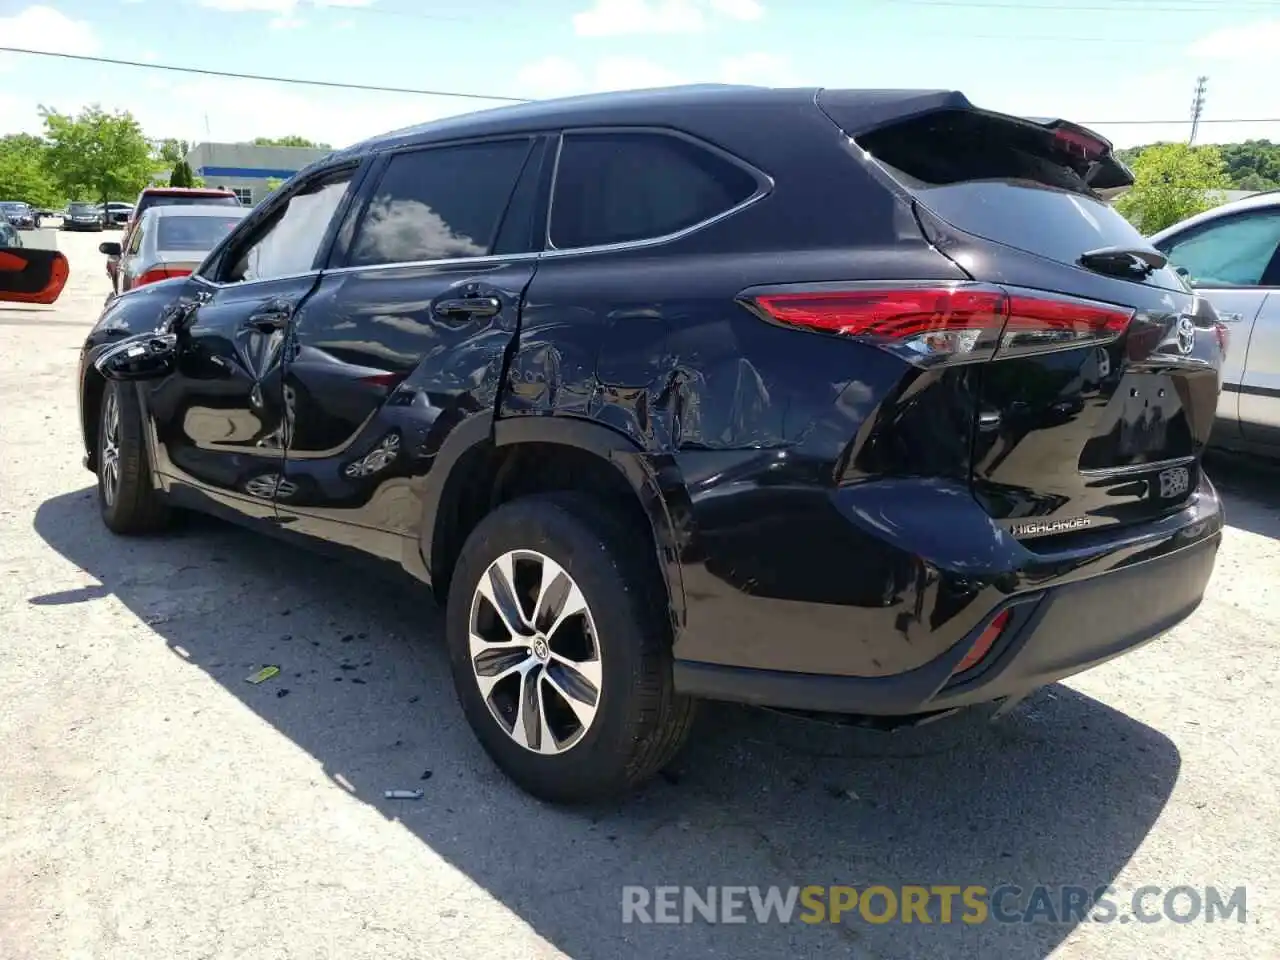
left=468, top=550, right=603, bottom=754
left=101, top=388, right=120, bottom=506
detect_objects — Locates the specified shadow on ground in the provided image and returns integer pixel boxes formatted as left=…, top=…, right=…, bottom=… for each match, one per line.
left=34, top=488, right=1182, bottom=959
left=1205, top=451, right=1280, bottom=540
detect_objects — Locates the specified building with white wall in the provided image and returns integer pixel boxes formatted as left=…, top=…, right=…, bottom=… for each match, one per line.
left=183, top=142, right=331, bottom=207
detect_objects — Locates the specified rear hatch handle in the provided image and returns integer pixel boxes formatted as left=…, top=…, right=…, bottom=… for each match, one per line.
left=1078, top=245, right=1168, bottom=280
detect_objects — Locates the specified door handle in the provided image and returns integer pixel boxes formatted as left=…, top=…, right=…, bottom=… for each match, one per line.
left=246, top=298, right=294, bottom=332
left=433, top=296, right=501, bottom=319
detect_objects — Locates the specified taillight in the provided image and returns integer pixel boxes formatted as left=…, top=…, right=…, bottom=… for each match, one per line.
left=953, top=609, right=1011, bottom=675
left=742, top=282, right=1134, bottom=366
left=134, top=266, right=191, bottom=287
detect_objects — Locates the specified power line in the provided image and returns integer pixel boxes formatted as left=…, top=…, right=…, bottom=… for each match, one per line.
left=0, top=47, right=527, bottom=103
left=2, top=47, right=1278, bottom=127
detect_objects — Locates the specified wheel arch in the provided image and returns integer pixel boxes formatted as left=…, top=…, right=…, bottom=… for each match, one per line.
left=420, top=415, right=688, bottom=632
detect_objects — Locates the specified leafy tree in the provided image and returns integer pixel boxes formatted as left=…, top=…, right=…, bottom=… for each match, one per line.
left=41, top=105, right=153, bottom=208
left=154, top=138, right=191, bottom=165
left=1237, top=172, right=1278, bottom=193
left=264, top=177, right=284, bottom=193
left=252, top=135, right=330, bottom=149
left=169, top=160, right=195, bottom=187
left=0, top=133, right=61, bottom=207
left=1114, top=143, right=1232, bottom=234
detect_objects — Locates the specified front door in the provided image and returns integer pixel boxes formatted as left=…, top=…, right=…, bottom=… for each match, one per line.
left=147, top=164, right=361, bottom=519
left=276, top=136, right=548, bottom=553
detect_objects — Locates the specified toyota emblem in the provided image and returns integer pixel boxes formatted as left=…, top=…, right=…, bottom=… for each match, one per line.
left=1175, top=316, right=1196, bottom=355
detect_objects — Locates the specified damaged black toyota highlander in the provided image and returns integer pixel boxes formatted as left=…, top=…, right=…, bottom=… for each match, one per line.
left=76, top=86, right=1225, bottom=803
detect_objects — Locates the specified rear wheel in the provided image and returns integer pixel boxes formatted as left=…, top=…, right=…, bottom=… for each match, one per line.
left=446, top=493, right=695, bottom=803
left=97, top=380, right=170, bottom=534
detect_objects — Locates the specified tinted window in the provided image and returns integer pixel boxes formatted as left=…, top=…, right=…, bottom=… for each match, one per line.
left=1159, top=211, right=1280, bottom=288
left=550, top=132, right=758, bottom=250
left=157, top=215, right=244, bottom=251
left=858, top=110, right=1188, bottom=292
left=348, top=139, right=533, bottom=267
left=228, top=171, right=352, bottom=282
left=139, top=194, right=239, bottom=217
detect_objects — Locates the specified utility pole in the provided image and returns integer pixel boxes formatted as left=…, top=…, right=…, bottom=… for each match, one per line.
left=1189, top=75, right=1208, bottom=145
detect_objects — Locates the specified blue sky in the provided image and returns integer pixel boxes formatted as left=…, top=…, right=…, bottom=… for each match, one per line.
left=0, top=0, right=1276, bottom=149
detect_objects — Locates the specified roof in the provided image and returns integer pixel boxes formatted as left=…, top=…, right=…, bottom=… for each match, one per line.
left=138, top=204, right=250, bottom=221
left=339, top=84, right=820, bottom=155
left=1148, top=189, right=1280, bottom=243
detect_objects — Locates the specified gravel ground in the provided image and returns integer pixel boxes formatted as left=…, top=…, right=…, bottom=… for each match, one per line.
left=1, top=231, right=1276, bottom=960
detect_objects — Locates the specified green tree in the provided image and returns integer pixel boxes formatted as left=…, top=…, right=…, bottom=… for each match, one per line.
left=264, top=177, right=283, bottom=194
left=0, top=133, right=61, bottom=208
left=41, top=105, right=153, bottom=209
left=169, top=160, right=195, bottom=187
left=252, top=135, right=330, bottom=149
left=154, top=138, right=190, bottom=165
left=1114, top=143, right=1232, bottom=234
left=1236, top=172, right=1277, bottom=193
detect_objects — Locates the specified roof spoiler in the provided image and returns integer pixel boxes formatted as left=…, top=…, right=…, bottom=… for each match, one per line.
left=816, top=90, right=1134, bottom=201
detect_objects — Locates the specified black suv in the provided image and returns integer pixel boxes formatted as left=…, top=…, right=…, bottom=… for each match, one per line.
left=79, top=86, right=1225, bottom=803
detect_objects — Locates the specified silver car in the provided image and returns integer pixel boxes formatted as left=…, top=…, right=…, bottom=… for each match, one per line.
left=1150, top=191, right=1280, bottom=455
left=102, top=204, right=248, bottom=295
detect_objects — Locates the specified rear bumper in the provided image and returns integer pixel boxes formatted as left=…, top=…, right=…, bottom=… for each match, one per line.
left=672, top=473, right=1222, bottom=715
left=675, top=529, right=1217, bottom=714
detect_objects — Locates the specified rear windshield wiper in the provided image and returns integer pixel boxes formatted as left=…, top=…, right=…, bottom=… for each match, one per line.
left=1079, top=246, right=1168, bottom=279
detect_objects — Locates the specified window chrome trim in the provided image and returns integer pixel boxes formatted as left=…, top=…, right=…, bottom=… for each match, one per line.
left=192, top=269, right=321, bottom=291
left=321, top=250, right=542, bottom=277
left=542, top=125, right=774, bottom=259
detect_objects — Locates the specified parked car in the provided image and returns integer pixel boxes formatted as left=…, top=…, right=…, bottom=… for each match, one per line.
left=0, top=220, right=22, bottom=247
left=76, top=86, right=1225, bottom=803
left=100, top=204, right=248, bottom=295
left=97, top=202, right=133, bottom=228
left=1149, top=190, right=1280, bottom=457
left=1, top=201, right=40, bottom=229
left=107, top=188, right=240, bottom=294
left=64, top=201, right=106, bottom=232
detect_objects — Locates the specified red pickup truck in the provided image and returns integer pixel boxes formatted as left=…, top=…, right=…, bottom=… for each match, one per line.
left=106, top=187, right=241, bottom=293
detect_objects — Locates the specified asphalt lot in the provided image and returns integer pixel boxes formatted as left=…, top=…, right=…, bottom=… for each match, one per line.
left=1, top=230, right=1277, bottom=960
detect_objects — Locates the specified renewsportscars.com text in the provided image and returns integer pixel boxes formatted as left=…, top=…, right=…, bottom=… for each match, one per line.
left=621, top=884, right=1247, bottom=925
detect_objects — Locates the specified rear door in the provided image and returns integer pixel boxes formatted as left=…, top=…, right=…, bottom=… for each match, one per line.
left=275, top=135, right=548, bottom=551
left=844, top=105, right=1222, bottom=538
left=1154, top=205, right=1280, bottom=445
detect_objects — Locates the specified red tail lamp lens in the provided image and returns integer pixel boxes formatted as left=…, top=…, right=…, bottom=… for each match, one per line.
left=954, top=609, right=1011, bottom=675
left=745, top=284, right=1133, bottom=366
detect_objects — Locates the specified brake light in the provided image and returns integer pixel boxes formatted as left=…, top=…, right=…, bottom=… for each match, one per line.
left=954, top=609, right=1011, bottom=675
left=134, top=266, right=192, bottom=288
left=1052, top=127, right=1107, bottom=162
left=743, top=283, right=1134, bottom=366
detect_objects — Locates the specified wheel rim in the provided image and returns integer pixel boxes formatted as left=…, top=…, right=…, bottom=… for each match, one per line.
left=468, top=549, right=603, bottom=755
left=100, top=389, right=120, bottom=506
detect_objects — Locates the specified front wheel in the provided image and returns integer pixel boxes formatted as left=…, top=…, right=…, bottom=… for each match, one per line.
left=446, top=493, right=695, bottom=804
left=97, top=380, right=170, bottom=534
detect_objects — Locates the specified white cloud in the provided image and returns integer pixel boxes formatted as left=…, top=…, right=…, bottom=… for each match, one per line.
left=0, top=5, right=100, bottom=55
left=1190, top=18, right=1280, bottom=59
left=571, top=0, right=764, bottom=36
left=719, top=52, right=795, bottom=86
left=573, top=0, right=704, bottom=36
left=709, top=0, right=763, bottom=21
left=515, top=51, right=792, bottom=100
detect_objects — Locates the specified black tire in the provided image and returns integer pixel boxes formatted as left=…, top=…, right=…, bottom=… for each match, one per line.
left=446, top=492, right=696, bottom=804
left=97, top=380, right=170, bottom=534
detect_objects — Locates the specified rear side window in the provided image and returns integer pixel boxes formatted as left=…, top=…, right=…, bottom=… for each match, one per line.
left=858, top=110, right=1186, bottom=291
left=1158, top=211, right=1280, bottom=288
left=157, top=215, right=244, bottom=252
left=348, top=139, right=533, bottom=267
left=549, top=131, right=759, bottom=250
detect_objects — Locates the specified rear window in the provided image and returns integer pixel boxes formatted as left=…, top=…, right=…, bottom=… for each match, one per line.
left=857, top=110, right=1185, bottom=291
left=157, top=215, right=243, bottom=251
